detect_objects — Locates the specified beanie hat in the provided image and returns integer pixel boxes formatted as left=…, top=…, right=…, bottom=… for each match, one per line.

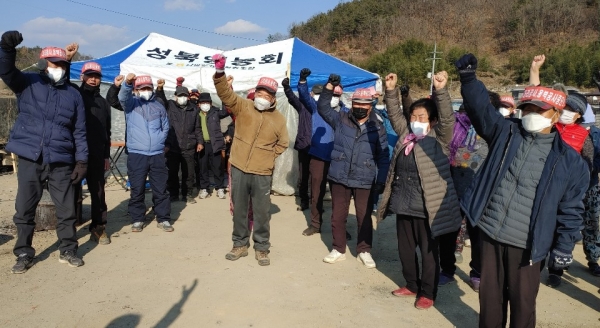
left=565, top=93, right=587, bottom=115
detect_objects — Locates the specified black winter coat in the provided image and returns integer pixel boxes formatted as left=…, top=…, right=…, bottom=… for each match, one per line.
left=76, top=83, right=111, bottom=159
left=165, top=100, right=203, bottom=154
left=201, top=106, right=231, bottom=154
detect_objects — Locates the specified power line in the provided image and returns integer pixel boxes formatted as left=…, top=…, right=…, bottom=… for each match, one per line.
left=65, top=0, right=264, bottom=42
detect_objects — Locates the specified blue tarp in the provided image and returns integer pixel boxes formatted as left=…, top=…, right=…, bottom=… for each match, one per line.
left=70, top=36, right=148, bottom=84
left=289, top=38, right=378, bottom=91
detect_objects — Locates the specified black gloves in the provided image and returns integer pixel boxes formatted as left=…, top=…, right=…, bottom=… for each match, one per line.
left=299, top=68, right=311, bottom=82
left=548, top=248, right=573, bottom=270
left=0, top=31, right=23, bottom=52
left=400, top=85, right=410, bottom=97
left=70, top=161, right=88, bottom=185
left=454, top=53, right=478, bottom=83
left=374, top=183, right=385, bottom=195
left=281, top=77, right=290, bottom=88
left=327, top=74, right=341, bottom=87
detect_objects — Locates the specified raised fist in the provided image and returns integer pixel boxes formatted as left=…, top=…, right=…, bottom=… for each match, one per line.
left=157, top=79, right=165, bottom=89
left=281, top=77, right=290, bottom=88
left=300, top=68, right=311, bottom=81
left=125, top=73, right=136, bottom=85
left=385, top=73, right=397, bottom=91
left=114, top=75, right=125, bottom=87
left=433, top=71, right=448, bottom=90
left=327, top=74, right=341, bottom=87
left=455, top=53, right=478, bottom=72
left=226, top=75, right=234, bottom=87
left=400, top=84, right=410, bottom=96
left=65, top=43, right=79, bottom=61
left=530, top=54, right=545, bottom=72
left=212, top=53, right=226, bottom=71
left=0, top=31, right=23, bottom=51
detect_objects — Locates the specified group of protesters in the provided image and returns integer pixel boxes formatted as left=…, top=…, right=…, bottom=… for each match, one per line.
left=2, top=29, right=600, bottom=327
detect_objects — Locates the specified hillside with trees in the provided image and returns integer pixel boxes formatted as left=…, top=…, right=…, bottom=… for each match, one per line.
left=289, top=0, right=600, bottom=92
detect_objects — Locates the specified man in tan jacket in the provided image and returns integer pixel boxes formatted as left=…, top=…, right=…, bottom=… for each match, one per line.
left=211, top=54, right=289, bottom=266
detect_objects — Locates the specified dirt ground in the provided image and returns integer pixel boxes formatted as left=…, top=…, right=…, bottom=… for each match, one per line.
left=0, top=173, right=598, bottom=328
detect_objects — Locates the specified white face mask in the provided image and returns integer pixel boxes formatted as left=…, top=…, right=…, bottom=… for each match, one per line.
left=46, top=67, right=65, bottom=83
left=521, top=112, right=553, bottom=133
left=558, top=110, right=577, bottom=125
left=330, top=97, right=340, bottom=108
left=176, top=96, right=188, bottom=106
left=254, top=97, right=272, bottom=111
left=313, top=95, right=320, bottom=101
left=375, top=104, right=385, bottom=110
left=138, top=90, right=153, bottom=101
left=498, top=107, right=511, bottom=117
left=410, top=121, right=430, bottom=137
left=200, top=103, right=211, bottom=112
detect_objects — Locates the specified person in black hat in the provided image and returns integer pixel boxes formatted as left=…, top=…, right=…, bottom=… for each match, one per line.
left=0, top=31, right=88, bottom=273
left=165, top=85, right=204, bottom=204
left=197, top=92, right=230, bottom=200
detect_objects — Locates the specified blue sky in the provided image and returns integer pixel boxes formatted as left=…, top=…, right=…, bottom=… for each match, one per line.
left=0, top=0, right=345, bottom=58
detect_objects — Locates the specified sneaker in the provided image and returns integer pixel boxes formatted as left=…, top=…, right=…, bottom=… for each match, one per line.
left=11, top=254, right=34, bottom=274
left=438, top=273, right=456, bottom=286
left=323, top=249, right=346, bottom=263
left=391, top=287, right=417, bottom=297
left=131, top=221, right=144, bottom=232
left=217, top=189, right=226, bottom=199
left=198, top=189, right=209, bottom=199
left=186, top=194, right=196, bottom=204
left=302, top=226, right=320, bottom=236
left=255, top=250, right=270, bottom=266
left=357, top=252, right=376, bottom=269
left=59, top=250, right=84, bottom=267
left=225, top=245, right=249, bottom=261
left=415, top=296, right=434, bottom=310
left=547, top=274, right=562, bottom=288
left=588, top=262, right=600, bottom=276
left=469, top=277, right=481, bottom=292
left=157, top=221, right=174, bottom=232
left=90, top=226, right=111, bottom=245
left=454, top=252, right=463, bottom=264
left=297, top=201, right=309, bottom=211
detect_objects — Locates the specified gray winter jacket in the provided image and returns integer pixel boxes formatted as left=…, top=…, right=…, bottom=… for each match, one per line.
left=377, top=87, right=462, bottom=238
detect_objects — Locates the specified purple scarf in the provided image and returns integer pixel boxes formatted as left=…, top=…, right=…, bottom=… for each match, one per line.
left=450, top=112, right=473, bottom=165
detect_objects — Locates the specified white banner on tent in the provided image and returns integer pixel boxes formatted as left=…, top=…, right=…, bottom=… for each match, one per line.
left=119, top=33, right=293, bottom=93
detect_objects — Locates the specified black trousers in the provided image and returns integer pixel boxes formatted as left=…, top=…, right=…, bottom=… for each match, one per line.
left=230, top=166, right=272, bottom=251
left=87, top=155, right=107, bottom=230
left=396, top=215, right=440, bottom=300
left=479, top=233, right=541, bottom=328
left=127, top=153, right=170, bottom=223
left=466, top=219, right=482, bottom=278
left=13, top=156, right=78, bottom=257
left=438, top=228, right=460, bottom=277
left=309, top=156, right=330, bottom=229
left=297, top=150, right=310, bottom=205
left=167, top=151, right=195, bottom=198
left=197, top=142, right=225, bottom=190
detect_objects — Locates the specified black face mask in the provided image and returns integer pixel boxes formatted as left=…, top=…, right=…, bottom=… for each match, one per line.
left=352, top=107, right=369, bottom=120
left=82, top=82, right=100, bottom=94
left=190, top=98, right=199, bottom=105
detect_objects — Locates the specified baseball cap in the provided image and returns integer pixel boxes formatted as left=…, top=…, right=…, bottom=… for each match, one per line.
left=175, top=86, right=189, bottom=96
left=517, top=86, right=566, bottom=111
left=199, top=92, right=212, bottom=103
left=333, top=85, right=343, bottom=96
left=499, top=95, right=515, bottom=108
left=81, top=61, right=102, bottom=76
left=39, top=47, right=68, bottom=63
left=351, top=88, right=373, bottom=104
left=134, top=75, right=154, bottom=90
left=255, top=77, right=278, bottom=95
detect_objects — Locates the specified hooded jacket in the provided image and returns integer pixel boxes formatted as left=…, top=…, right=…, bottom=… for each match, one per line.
left=460, top=77, right=588, bottom=263
left=213, top=74, right=289, bottom=175
left=0, top=48, right=88, bottom=164
left=118, top=82, right=169, bottom=156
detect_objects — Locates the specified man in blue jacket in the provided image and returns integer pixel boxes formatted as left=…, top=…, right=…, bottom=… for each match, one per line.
left=297, top=68, right=349, bottom=238
left=317, top=74, right=389, bottom=269
left=456, top=54, right=589, bottom=327
left=119, top=73, right=172, bottom=233
left=0, top=31, right=88, bottom=273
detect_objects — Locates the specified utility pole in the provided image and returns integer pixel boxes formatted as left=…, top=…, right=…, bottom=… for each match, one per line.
left=426, top=42, right=443, bottom=96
